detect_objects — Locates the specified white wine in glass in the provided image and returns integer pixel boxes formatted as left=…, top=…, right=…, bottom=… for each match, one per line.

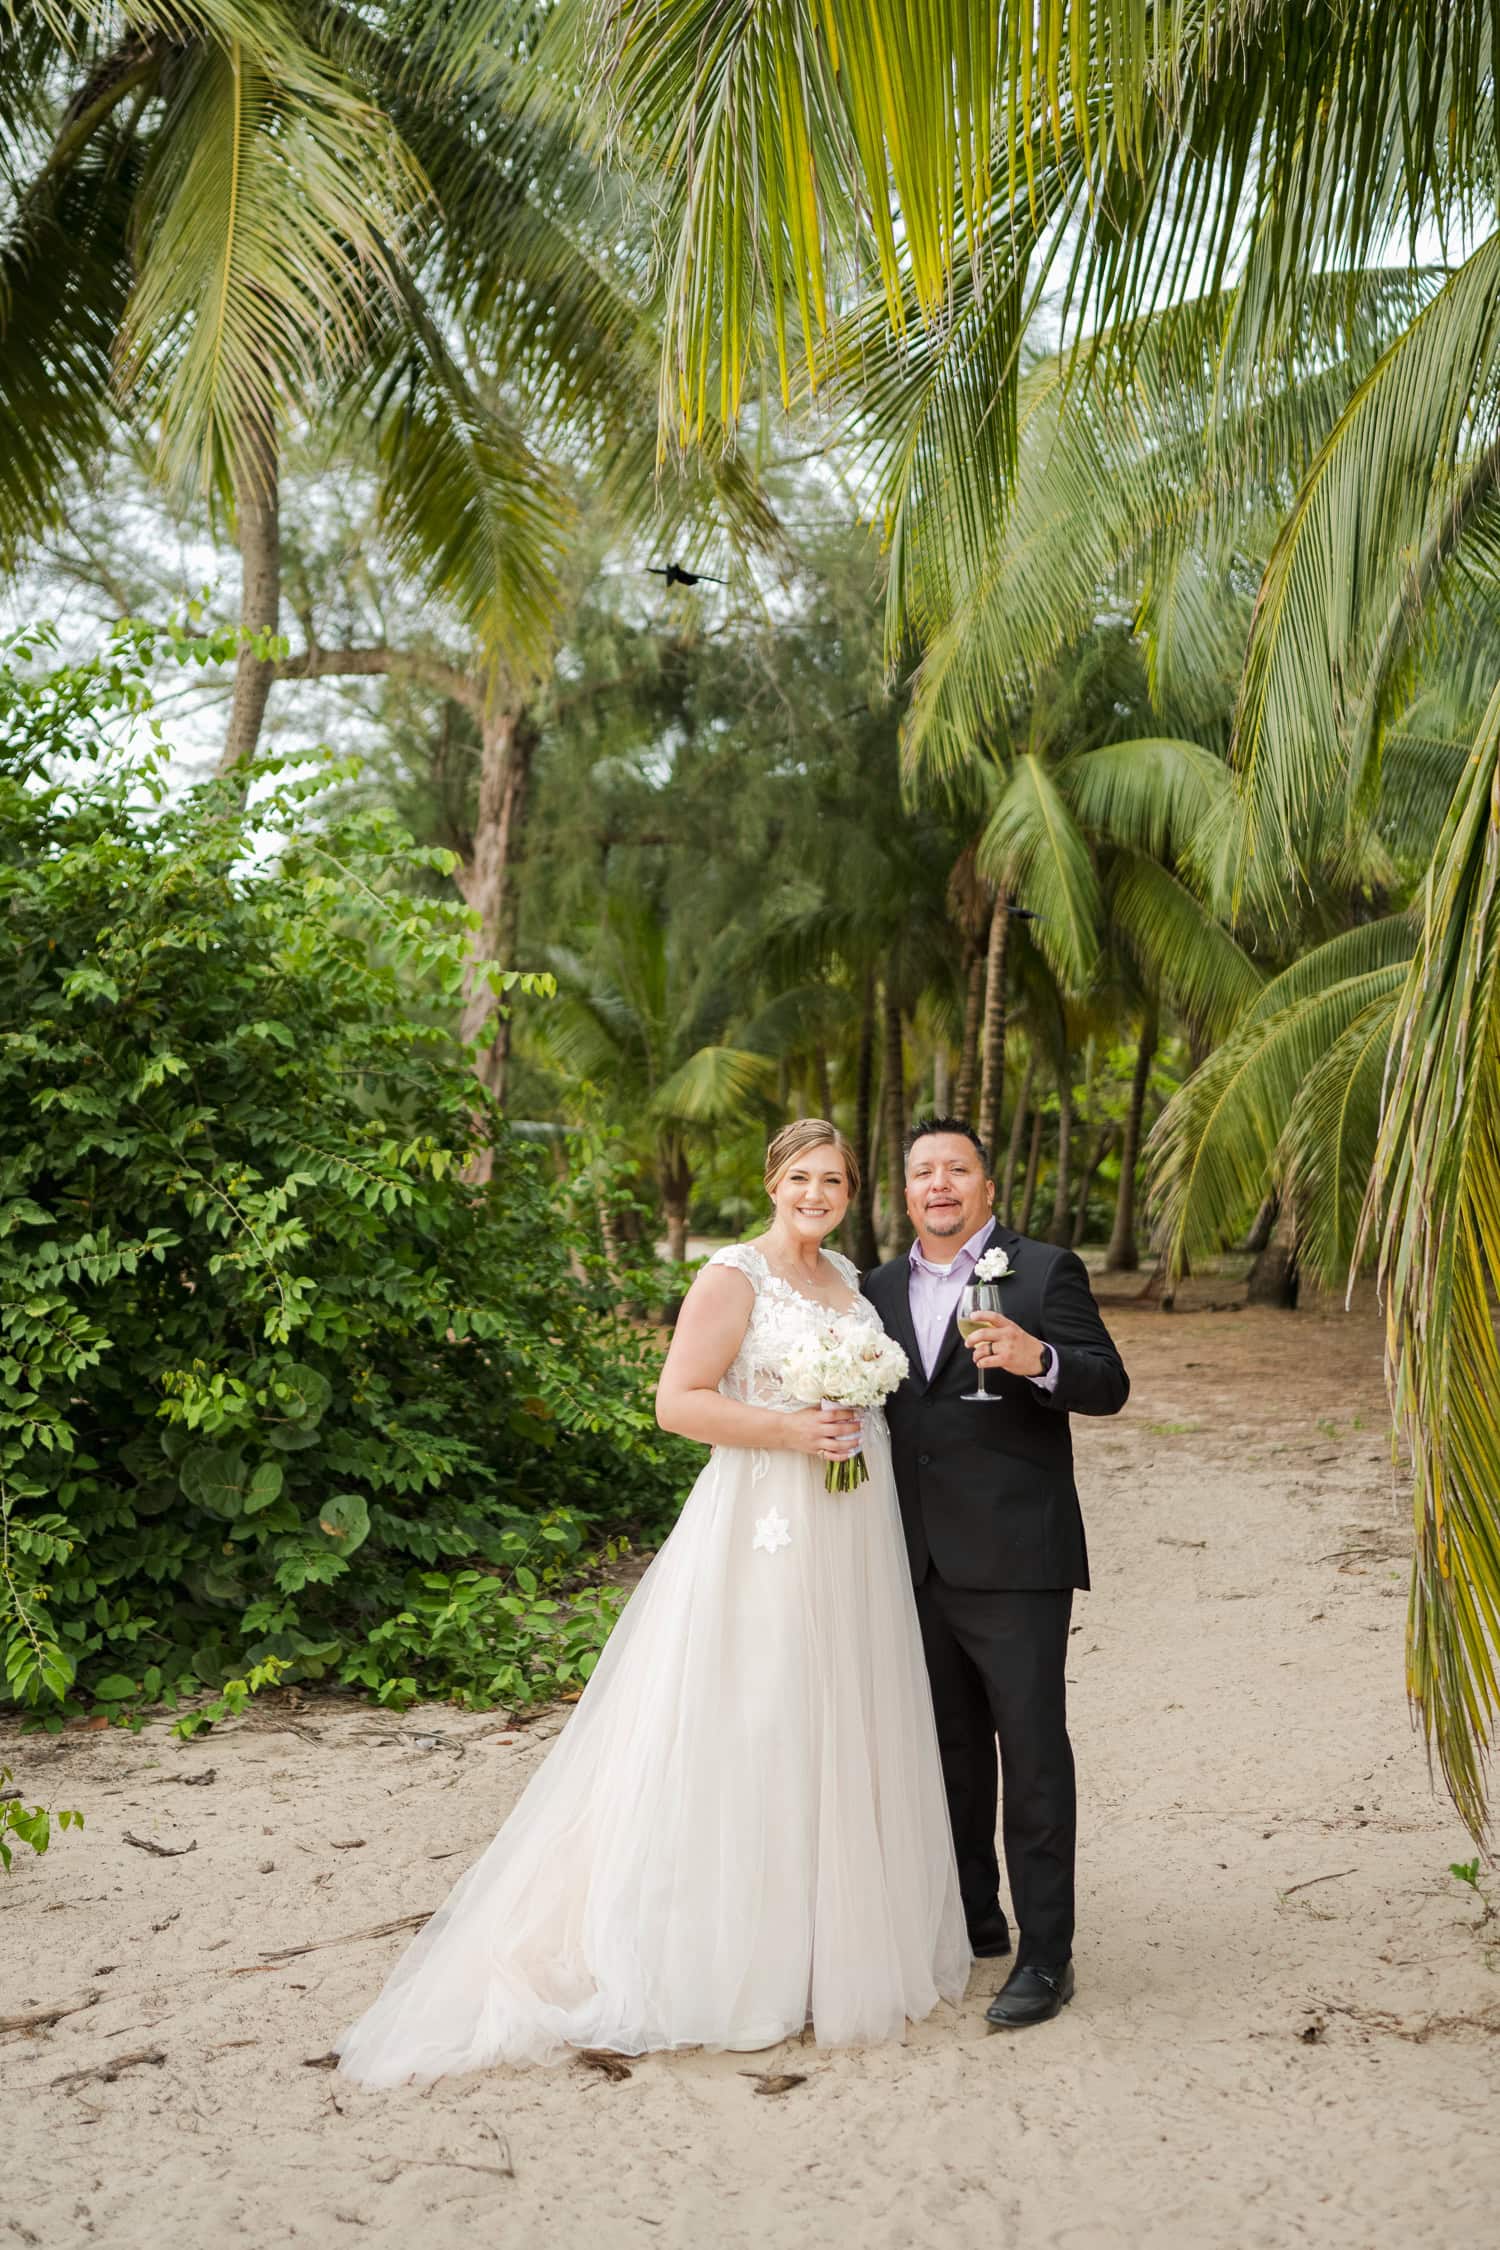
left=957, top=1280, right=1004, bottom=1403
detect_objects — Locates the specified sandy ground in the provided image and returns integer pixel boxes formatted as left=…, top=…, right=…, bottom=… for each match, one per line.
left=5, top=1289, right=1499, bottom=2250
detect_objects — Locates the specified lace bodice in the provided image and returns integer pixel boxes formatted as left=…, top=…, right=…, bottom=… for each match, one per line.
left=707, top=1242, right=881, bottom=1409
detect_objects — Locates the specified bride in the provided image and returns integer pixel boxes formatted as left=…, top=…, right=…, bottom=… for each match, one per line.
left=335, top=1120, right=969, bottom=2083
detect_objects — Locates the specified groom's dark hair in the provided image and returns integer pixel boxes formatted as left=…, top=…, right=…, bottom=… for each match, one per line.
left=904, top=1116, right=992, bottom=1177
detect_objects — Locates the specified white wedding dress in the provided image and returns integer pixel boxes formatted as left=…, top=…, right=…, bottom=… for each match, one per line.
left=335, top=1243, right=970, bottom=2084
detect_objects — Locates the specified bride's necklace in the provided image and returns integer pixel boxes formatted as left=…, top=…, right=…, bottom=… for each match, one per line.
left=760, top=1240, right=844, bottom=1306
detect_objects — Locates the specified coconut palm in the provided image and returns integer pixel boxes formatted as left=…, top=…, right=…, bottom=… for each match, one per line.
left=538, top=889, right=780, bottom=1264
left=555, top=0, right=1500, bottom=1836
left=0, top=6, right=771, bottom=764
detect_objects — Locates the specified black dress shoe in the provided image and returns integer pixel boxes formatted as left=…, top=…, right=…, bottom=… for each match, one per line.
left=967, top=1913, right=1012, bottom=1960
left=984, top=1959, right=1075, bottom=2029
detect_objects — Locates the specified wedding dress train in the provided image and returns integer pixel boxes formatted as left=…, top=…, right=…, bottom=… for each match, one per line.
left=335, top=1243, right=969, bottom=2084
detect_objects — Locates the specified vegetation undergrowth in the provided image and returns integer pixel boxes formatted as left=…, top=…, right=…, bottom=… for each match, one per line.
left=0, top=623, right=691, bottom=1744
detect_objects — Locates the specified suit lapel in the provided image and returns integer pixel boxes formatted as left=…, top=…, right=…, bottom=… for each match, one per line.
left=872, top=1259, right=923, bottom=1388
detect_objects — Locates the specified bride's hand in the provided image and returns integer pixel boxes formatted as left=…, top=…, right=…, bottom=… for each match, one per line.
left=781, top=1405, right=863, bottom=1461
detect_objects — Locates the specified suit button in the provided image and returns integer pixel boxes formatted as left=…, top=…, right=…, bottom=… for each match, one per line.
left=918, top=1453, right=932, bottom=1467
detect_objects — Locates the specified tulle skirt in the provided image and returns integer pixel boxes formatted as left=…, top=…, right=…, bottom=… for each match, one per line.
left=335, top=1421, right=970, bottom=2084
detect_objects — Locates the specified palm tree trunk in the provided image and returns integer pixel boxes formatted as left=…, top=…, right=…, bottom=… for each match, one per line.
left=219, top=414, right=280, bottom=772
left=1240, top=1193, right=1277, bottom=1255
left=933, top=1044, right=951, bottom=1114
left=954, top=940, right=984, bottom=1118
left=881, top=971, right=910, bottom=1255
left=976, top=892, right=1010, bottom=1154
left=852, top=967, right=878, bottom=1268
left=814, top=1043, right=833, bottom=1121
left=1072, top=1126, right=1115, bottom=1247
left=660, top=1136, right=692, bottom=1265
left=1106, top=1006, right=1158, bottom=1272
left=1018, top=1107, right=1044, bottom=1234
left=1247, top=1202, right=1299, bottom=1308
left=1047, top=1072, right=1074, bottom=1243
left=1000, top=1052, right=1034, bottom=1218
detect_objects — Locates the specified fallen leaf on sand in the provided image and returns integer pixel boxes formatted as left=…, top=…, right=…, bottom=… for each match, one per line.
left=576, top=2049, right=632, bottom=2082
left=741, top=2071, right=807, bottom=2097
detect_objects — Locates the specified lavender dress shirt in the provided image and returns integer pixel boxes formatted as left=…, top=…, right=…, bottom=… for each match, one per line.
left=906, top=1220, right=1061, bottom=1391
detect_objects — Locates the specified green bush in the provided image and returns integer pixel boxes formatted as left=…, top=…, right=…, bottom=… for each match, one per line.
left=0, top=622, right=688, bottom=1730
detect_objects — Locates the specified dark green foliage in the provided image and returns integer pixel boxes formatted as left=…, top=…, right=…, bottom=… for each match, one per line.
left=0, top=1765, right=83, bottom=1872
left=0, top=623, right=688, bottom=1729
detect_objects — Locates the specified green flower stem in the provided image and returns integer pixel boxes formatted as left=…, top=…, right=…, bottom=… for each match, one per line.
left=823, top=1451, right=869, bottom=1495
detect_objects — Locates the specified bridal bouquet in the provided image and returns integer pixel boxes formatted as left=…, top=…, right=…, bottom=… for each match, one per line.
left=782, top=1323, right=910, bottom=1493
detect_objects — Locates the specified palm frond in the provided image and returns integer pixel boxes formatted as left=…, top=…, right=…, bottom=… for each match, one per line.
left=1276, top=994, right=1398, bottom=1288
left=1064, top=735, right=1231, bottom=861
left=563, top=0, right=1015, bottom=434
left=348, top=284, right=571, bottom=675
left=1148, top=923, right=1414, bottom=1264
left=1107, top=850, right=1262, bottom=1043
left=1231, top=231, right=1500, bottom=900
left=651, top=1043, right=778, bottom=1125
left=978, top=753, right=1101, bottom=994
left=1368, top=673, right=1500, bottom=1843
left=0, top=122, right=132, bottom=556
left=119, top=32, right=416, bottom=493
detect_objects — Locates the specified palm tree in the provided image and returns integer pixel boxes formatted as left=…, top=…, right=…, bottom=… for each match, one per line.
left=557, top=0, right=1500, bottom=1833
left=539, top=889, right=779, bottom=1264
left=3, top=11, right=780, bottom=1122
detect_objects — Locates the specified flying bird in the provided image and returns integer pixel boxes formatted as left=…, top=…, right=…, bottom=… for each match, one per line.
left=646, top=563, right=728, bottom=588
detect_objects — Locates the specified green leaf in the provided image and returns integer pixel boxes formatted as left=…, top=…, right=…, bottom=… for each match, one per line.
left=271, top=1365, right=332, bottom=1424
left=179, top=1445, right=251, bottom=1520
left=242, top=1460, right=284, bottom=1515
left=91, top=1676, right=138, bottom=1700
left=314, top=1492, right=370, bottom=1554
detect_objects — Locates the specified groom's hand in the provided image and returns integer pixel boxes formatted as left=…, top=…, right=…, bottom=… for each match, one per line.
left=964, top=1311, right=1048, bottom=1379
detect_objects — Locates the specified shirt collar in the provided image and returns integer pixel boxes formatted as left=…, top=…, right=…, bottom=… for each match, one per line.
left=908, top=1218, right=996, bottom=1278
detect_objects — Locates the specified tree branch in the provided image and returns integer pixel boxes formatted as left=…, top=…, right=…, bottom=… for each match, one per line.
left=276, top=643, right=483, bottom=719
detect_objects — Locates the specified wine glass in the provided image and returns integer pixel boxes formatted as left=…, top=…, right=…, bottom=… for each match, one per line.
left=956, top=1280, right=1005, bottom=1403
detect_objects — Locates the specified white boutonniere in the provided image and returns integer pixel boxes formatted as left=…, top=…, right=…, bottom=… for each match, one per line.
left=974, top=1245, right=1014, bottom=1283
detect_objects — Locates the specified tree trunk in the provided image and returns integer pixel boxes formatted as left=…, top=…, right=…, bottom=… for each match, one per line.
left=881, top=972, right=911, bottom=1255
left=933, top=1044, right=951, bottom=1116
left=954, top=939, right=984, bottom=1119
left=1072, top=1126, right=1115, bottom=1248
left=976, top=892, right=1011, bottom=1156
left=814, top=1043, right=833, bottom=1121
left=459, top=706, right=535, bottom=1105
left=1106, top=1006, right=1158, bottom=1272
left=852, top=967, right=879, bottom=1268
left=1240, top=1193, right=1277, bottom=1255
left=219, top=415, right=281, bottom=772
left=1246, top=1202, right=1299, bottom=1307
left=1018, top=1107, right=1044, bottom=1233
left=1047, top=1071, right=1074, bottom=1243
left=1000, top=1052, right=1034, bottom=1219
left=660, top=1137, right=692, bottom=1265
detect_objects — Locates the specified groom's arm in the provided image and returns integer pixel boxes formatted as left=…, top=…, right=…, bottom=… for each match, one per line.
left=1034, top=1249, right=1129, bottom=1417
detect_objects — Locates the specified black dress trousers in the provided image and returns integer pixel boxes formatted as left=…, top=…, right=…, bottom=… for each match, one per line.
left=913, top=1574, right=1075, bottom=1967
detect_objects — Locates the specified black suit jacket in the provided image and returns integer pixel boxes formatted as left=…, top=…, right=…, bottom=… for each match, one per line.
left=863, top=1225, right=1128, bottom=1592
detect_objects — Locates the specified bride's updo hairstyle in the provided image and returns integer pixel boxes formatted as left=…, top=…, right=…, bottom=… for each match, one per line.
left=764, top=1119, right=861, bottom=1201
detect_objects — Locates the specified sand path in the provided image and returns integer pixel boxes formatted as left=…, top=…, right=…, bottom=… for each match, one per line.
left=4, top=1293, right=1497, bottom=2248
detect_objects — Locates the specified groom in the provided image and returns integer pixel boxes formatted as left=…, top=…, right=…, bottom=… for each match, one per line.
left=863, top=1117, right=1129, bottom=2028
